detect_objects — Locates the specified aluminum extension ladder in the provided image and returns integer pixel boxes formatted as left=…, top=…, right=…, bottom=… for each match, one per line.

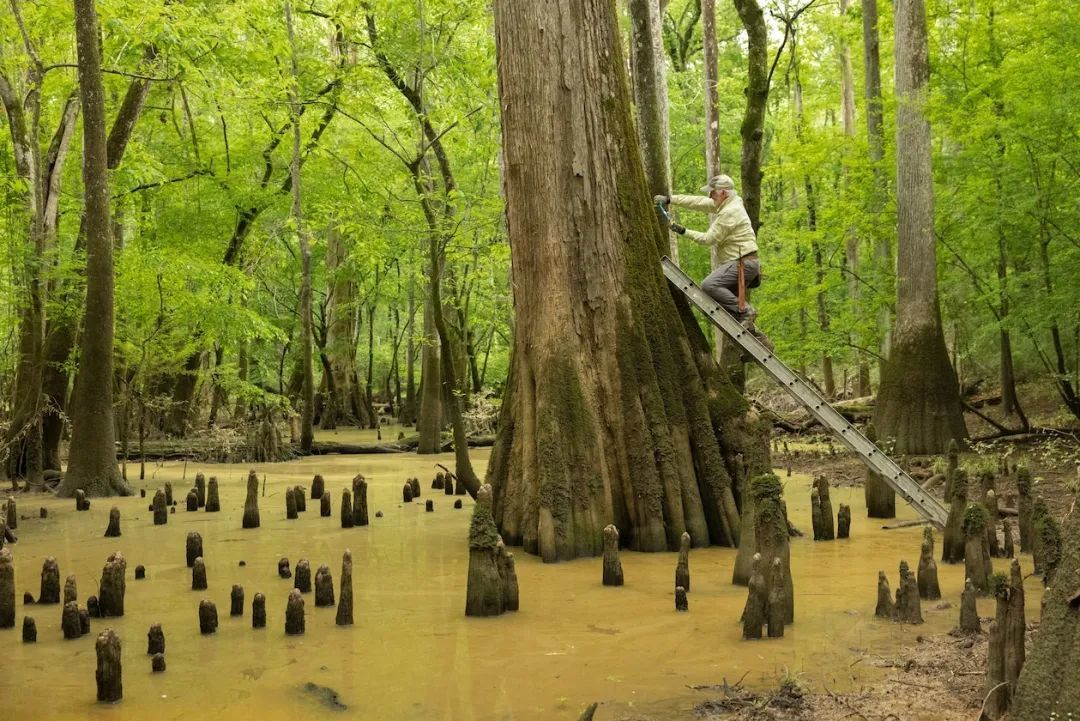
left=661, top=256, right=948, bottom=529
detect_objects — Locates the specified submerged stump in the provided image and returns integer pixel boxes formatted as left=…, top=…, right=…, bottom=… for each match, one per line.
left=341, top=489, right=354, bottom=529
left=875, top=571, right=894, bottom=618
left=0, top=548, right=12, bottom=629
left=95, top=628, right=123, bottom=702
left=198, top=599, right=218, bottom=634
left=62, top=601, right=82, bottom=639
left=252, top=593, right=266, bottom=628
left=314, top=566, right=335, bottom=607
left=152, top=490, right=167, bottom=526
left=40, top=557, right=61, bottom=604
left=742, top=554, right=768, bottom=640
left=295, top=559, right=311, bottom=593
left=917, top=527, right=942, bottom=600
left=675, top=532, right=691, bottom=592
left=837, top=504, right=851, bottom=539
left=191, top=557, right=208, bottom=591
left=186, top=532, right=203, bottom=569
left=465, top=484, right=511, bottom=617
left=104, top=507, right=121, bottom=538
left=285, top=589, right=305, bottom=635
left=147, top=623, right=165, bottom=655
left=242, top=470, right=260, bottom=529
left=230, top=585, right=245, bottom=617
left=99, top=553, right=126, bottom=617
left=602, top=525, right=624, bottom=586
left=205, top=478, right=220, bottom=512
left=335, top=550, right=353, bottom=627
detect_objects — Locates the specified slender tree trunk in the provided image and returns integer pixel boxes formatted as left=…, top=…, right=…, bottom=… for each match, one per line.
left=629, top=0, right=674, bottom=259
left=489, top=0, right=765, bottom=561
left=733, top=0, right=767, bottom=232
left=840, top=0, right=871, bottom=397
left=286, top=2, right=315, bottom=452
left=404, top=276, right=417, bottom=423
left=862, top=0, right=892, bottom=368
left=417, top=299, right=442, bottom=452
left=872, top=0, right=967, bottom=454
left=703, top=0, right=727, bottom=362
left=60, top=0, right=128, bottom=496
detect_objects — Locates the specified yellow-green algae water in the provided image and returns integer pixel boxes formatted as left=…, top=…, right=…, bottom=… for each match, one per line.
left=1, top=427, right=1041, bottom=720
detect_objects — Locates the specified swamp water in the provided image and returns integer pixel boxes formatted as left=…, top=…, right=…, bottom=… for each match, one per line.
left=1, top=430, right=1041, bottom=720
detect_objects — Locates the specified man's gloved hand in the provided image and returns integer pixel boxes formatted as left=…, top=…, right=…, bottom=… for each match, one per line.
left=670, top=223, right=686, bottom=235
left=653, top=194, right=671, bottom=206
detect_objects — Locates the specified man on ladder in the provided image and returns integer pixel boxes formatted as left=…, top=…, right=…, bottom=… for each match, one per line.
left=655, top=174, right=772, bottom=349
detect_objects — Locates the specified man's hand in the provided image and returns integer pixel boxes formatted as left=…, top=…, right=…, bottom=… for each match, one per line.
left=653, top=194, right=670, bottom=206
left=670, top=223, right=686, bottom=235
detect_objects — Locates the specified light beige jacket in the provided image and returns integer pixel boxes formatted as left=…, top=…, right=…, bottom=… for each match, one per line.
left=669, top=193, right=758, bottom=264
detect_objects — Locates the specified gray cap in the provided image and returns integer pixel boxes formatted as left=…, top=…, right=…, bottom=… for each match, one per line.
left=700, top=174, right=736, bottom=193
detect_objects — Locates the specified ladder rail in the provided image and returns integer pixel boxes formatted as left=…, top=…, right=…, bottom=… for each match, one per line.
left=661, top=256, right=948, bottom=529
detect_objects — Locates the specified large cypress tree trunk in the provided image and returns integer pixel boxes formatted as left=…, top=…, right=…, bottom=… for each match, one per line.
left=872, top=0, right=967, bottom=454
left=489, top=0, right=766, bottom=562
left=61, top=0, right=129, bottom=497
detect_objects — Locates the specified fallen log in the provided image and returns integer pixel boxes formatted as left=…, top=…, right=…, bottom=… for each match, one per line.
left=115, top=435, right=496, bottom=461
left=882, top=519, right=931, bottom=530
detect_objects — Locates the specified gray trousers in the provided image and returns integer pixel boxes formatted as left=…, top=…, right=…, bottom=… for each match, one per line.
left=702, top=258, right=759, bottom=318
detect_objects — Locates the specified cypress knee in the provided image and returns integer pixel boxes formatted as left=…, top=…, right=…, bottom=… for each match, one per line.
left=1031, top=496, right=1062, bottom=584
left=64, top=574, right=78, bottom=605
left=191, top=558, right=207, bottom=591
left=335, top=550, right=353, bottom=626
left=198, top=599, right=218, bottom=634
left=75, top=489, right=87, bottom=511
left=0, top=548, right=12, bottom=628
left=62, top=601, right=82, bottom=639
left=242, top=470, right=260, bottom=529
left=285, top=488, right=298, bottom=519
left=230, top=585, right=244, bottom=617
left=252, top=593, right=266, bottom=628
left=895, top=560, right=923, bottom=624
left=152, top=490, right=167, bottom=526
left=294, top=485, right=306, bottom=513
left=837, top=504, right=851, bottom=539
left=341, top=488, right=354, bottom=528
left=23, top=615, right=36, bottom=642
left=675, top=586, right=688, bottom=611
left=402, top=483, right=413, bottom=503
left=602, top=525, right=624, bottom=586
left=135, top=565, right=146, bottom=580
left=811, top=487, right=823, bottom=541
left=294, top=559, right=311, bottom=593
left=942, top=468, right=968, bottom=563
left=964, top=504, right=992, bottom=594
left=986, top=572, right=1010, bottom=719
left=875, top=571, right=894, bottom=618
left=1015, top=466, right=1032, bottom=553
left=95, top=628, right=123, bottom=702
left=151, top=653, right=166, bottom=673
left=164, top=482, right=173, bottom=507
left=766, top=558, right=786, bottom=638
left=79, top=607, right=90, bottom=635
left=311, top=474, right=324, bottom=499
left=186, top=490, right=198, bottom=512
left=425, top=499, right=434, bottom=512
left=917, top=527, right=942, bottom=600
left=195, top=473, right=206, bottom=508
left=147, top=623, right=164, bottom=655
left=40, top=557, right=61, bottom=604
left=742, top=554, right=767, bottom=640
left=865, top=424, right=896, bottom=518
left=278, top=557, right=291, bottom=579
left=959, top=578, right=981, bottom=632
left=453, top=499, right=462, bottom=509
left=445, top=474, right=455, bottom=495
left=353, top=475, right=368, bottom=526
left=320, top=493, right=331, bottom=517
left=753, top=474, right=793, bottom=624
left=945, top=439, right=960, bottom=500
left=985, top=487, right=1001, bottom=557
left=497, top=538, right=519, bottom=612
left=410, top=478, right=421, bottom=498
left=5, top=497, right=16, bottom=530
left=205, top=477, right=220, bottom=512
left=104, top=507, right=121, bottom=537
left=455, top=474, right=467, bottom=496
left=814, top=477, right=835, bottom=540
left=1005, top=559, right=1025, bottom=700
left=186, top=532, right=203, bottom=568
left=466, top=484, right=507, bottom=617
left=87, top=595, right=100, bottom=618
left=1002, top=518, right=1015, bottom=559
left=732, top=467, right=757, bottom=586
left=314, top=565, right=334, bottom=607
left=285, top=589, right=305, bottom=635
left=675, top=532, right=691, bottom=592
left=432, top=473, right=444, bottom=490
